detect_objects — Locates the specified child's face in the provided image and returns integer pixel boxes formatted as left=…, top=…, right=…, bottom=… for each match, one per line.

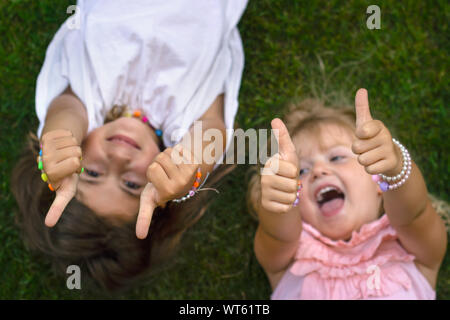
left=292, top=123, right=383, bottom=241
left=75, top=117, right=160, bottom=224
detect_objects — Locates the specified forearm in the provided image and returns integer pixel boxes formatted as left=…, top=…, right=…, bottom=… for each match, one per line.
left=181, top=94, right=227, bottom=179
left=257, top=205, right=303, bottom=243
left=188, top=117, right=226, bottom=175
left=41, top=91, right=88, bottom=145
left=383, top=146, right=429, bottom=227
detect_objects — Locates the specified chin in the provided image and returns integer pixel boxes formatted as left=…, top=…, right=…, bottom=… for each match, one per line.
left=314, top=218, right=354, bottom=242
left=327, top=229, right=354, bottom=242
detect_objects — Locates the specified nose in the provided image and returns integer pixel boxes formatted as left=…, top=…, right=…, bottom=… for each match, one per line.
left=105, top=144, right=133, bottom=166
left=310, top=160, right=331, bottom=181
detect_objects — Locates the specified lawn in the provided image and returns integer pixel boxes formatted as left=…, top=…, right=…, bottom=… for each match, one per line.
left=0, top=0, right=448, bottom=299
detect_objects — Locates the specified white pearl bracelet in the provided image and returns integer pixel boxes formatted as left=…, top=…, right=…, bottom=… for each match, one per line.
left=375, top=138, right=412, bottom=192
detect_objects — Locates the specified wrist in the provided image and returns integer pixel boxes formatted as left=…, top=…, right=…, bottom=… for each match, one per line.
left=375, top=138, right=412, bottom=192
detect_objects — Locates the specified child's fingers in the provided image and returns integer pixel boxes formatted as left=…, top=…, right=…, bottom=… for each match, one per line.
left=45, top=157, right=81, bottom=183
left=50, top=146, right=82, bottom=164
left=357, top=147, right=385, bottom=168
left=41, top=129, right=73, bottom=143
left=52, top=136, right=79, bottom=150
left=45, top=175, right=78, bottom=227
left=153, top=150, right=178, bottom=179
left=266, top=189, right=297, bottom=205
left=364, top=159, right=394, bottom=175
left=261, top=199, right=292, bottom=214
left=351, top=135, right=384, bottom=155
left=136, top=183, right=158, bottom=239
left=262, top=175, right=298, bottom=193
left=355, top=120, right=383, bottom=140
left=265, top=156, right=298, bottom=178
left=175, top=145, right=200, bottom=171
left=45, top=192, right=72, bottom=227
left=355, top=88, right=373, bottom=128
left=271, top=118, right=298, bottom=164
left=146, top=162, right=169, bottom=185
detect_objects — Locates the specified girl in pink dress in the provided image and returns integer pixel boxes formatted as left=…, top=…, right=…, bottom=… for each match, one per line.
left=247, top=89, right=448, bottom=299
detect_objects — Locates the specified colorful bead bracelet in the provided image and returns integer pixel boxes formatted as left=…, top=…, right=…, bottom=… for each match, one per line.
left=372, top=138, right=412, bottom=192
left=172, top=168, right=218, bottom=203
left=37, top=145, right=84, bottom=192
left=293, top=180, right=303, bottom=207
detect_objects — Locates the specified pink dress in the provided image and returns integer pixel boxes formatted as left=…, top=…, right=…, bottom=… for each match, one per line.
left=271, top=214, right=435, bottom=300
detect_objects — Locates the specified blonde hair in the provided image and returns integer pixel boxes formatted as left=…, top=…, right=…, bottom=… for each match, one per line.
left=246, top=98, right=450, bottom=234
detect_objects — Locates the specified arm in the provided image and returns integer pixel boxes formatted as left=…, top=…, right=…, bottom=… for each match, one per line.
left=136, top=94, right=227, bottom=239
left=41, top=86, right=88, bottom=145
left=254, top=203, right=302, bottom=277
left=181, top=93, right=227, bottom=181
left=352, top=89, right=447, bottom=271
left=384, top=159, right=447, bottom=271
left=254, top=119, right=301, bottom=279
left=39, top=86, right=88, bottom=227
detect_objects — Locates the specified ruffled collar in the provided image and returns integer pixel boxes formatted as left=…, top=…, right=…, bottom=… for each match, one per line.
left=301, top=213, right=390, bottom=248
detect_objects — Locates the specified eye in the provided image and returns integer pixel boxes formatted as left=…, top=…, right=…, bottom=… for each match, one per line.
left=331, top=155, right=344, bottom=162
left=125, top=181, right=141, bottom=190
left=299, top=168, right=309, bottom=176
left=85, top=169, right=99, bottom=177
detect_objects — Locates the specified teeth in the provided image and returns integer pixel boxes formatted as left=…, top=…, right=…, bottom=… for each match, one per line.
left=316, top=186, right=338, bottom=202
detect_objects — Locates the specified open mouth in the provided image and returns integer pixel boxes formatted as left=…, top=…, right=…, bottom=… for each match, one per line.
left=107, top=135, right=140, bottom=150
left=315, top=185, right=345, bottom=217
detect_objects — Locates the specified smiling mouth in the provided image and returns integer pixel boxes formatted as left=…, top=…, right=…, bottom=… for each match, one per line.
left=316, top=187, right=346, bottom=218
left=317, top=188, right=345, bottom=207
left=107, top=135, right=140, bottom=149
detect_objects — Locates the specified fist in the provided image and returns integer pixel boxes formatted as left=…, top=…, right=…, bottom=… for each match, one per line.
left=260, top=119, right=299, bottom=213
left=351, top=89, right=402, bottom=176
left=146, top=146, right=199, bottom=205
left=40, top=129, right=82, bottom=190
left=136, top=145, right=200, bottom=239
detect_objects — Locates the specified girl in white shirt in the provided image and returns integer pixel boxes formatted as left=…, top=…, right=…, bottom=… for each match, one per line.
left=11, top=0, right=247, bottom=292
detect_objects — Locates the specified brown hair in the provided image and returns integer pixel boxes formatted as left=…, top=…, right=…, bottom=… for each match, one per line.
left=11, top=117, right=236, bottom=293
left=246, top=98, right=450, bottom=231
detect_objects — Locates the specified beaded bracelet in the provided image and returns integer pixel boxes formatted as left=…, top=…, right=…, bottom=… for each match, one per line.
left=293, top=180, right=303, bottom=207
left=372, top=138, right=412, bottom=192
left=172, top=168, right=219, bottom=203
left=37, top=145, right=84, bottom=192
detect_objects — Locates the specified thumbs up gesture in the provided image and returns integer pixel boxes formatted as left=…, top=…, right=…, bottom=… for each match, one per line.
left=135, top=146, right=200, bottom=239
left=351, top=89, right=402, bottom=176
left=260, top=119, right=300, bottom=213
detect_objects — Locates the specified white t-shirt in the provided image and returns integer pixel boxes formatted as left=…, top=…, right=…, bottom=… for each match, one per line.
left=36, top=0, right=247, bottom=165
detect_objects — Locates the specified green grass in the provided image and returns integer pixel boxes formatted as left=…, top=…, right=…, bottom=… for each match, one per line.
left=0, top=0, right=448, bottom=299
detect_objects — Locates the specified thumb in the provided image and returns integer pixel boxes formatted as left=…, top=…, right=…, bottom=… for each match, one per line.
left=355, top=88, right=373, bottom=128
left=45, top=174, right=78, bottom=227
left=136, top=183, right=158, bottom=239
left=271, top=118, right=297, bottom=164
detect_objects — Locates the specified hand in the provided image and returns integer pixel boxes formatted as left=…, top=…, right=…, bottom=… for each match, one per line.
left=260, top=118, right=299, bottom=214
left=351, top=88, right=402, bottom=176
left=135, top=146, right=199, bottom=239
left=40, top=129, right=83, bottom=226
